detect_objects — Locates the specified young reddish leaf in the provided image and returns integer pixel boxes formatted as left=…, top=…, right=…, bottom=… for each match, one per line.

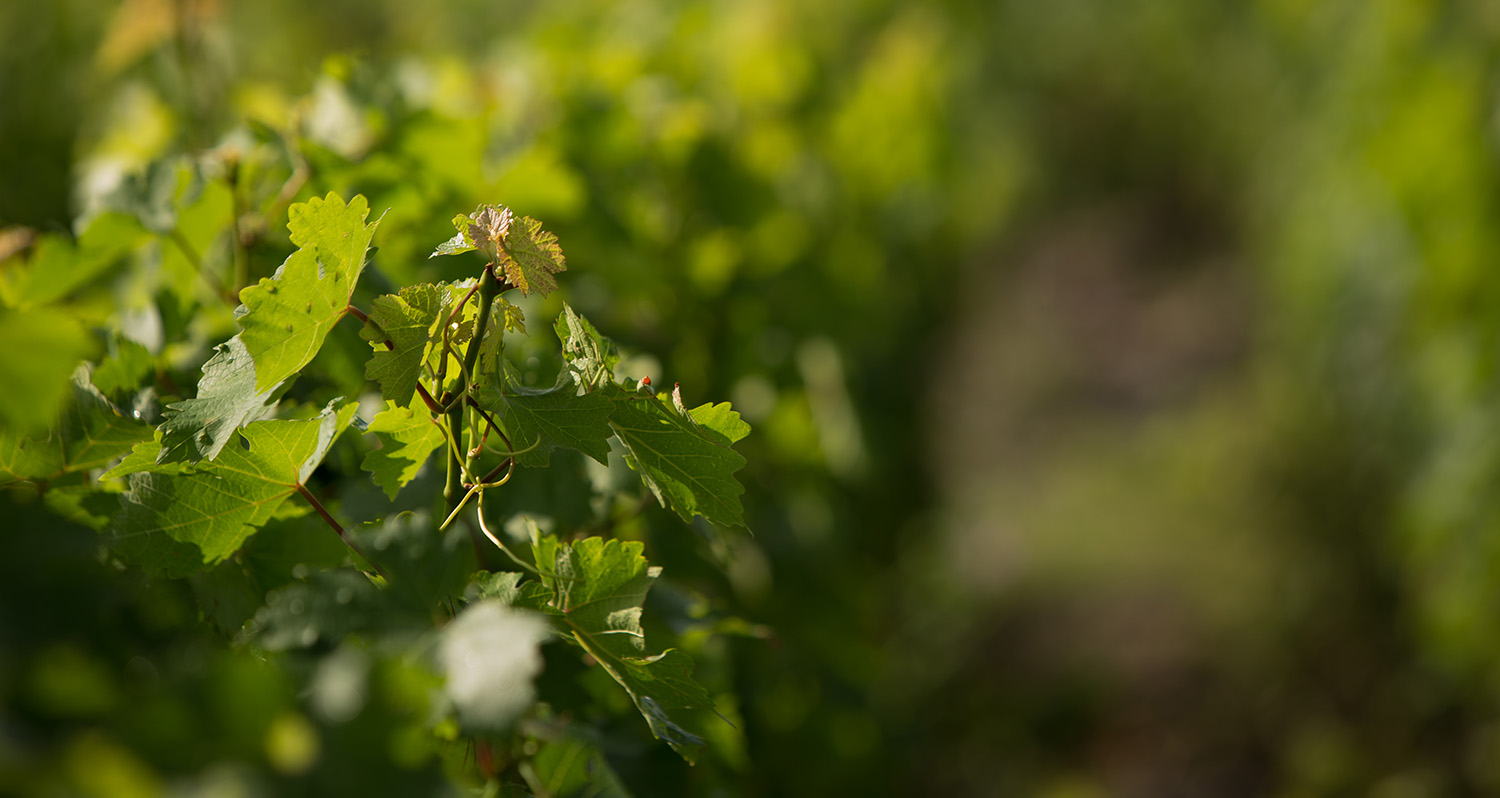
left=497, top=215, right=566, bottom=297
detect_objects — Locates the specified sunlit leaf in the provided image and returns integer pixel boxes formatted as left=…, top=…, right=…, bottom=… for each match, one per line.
left=361, top=402, right=446, bottom=499
left=156, top=336, right=289, bottom=464
left=497, top=215, right=565, bottom=297
left=238, top=192, right=378, bottom=393
left=554, top=304, right=619, bottom=391
left=105, top=400, right=358, bottom=577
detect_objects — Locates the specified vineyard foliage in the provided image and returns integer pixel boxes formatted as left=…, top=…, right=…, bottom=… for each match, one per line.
left=8, top=0, right=1500, bottom=795
left=4, top=177, right=752, bottom=792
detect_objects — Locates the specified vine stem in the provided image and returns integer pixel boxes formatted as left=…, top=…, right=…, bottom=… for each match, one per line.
left=295, top=483, right=388, bottom=580
left=347, top=304, right=443, bottom=415
left=446, top=265, right=501, bottom=511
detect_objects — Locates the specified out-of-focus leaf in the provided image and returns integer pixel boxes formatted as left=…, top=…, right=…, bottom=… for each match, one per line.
left=465, top=571, right=557, bottom=614
left=521, top=732, right=635, bottom=798
left=351, top=510, right=475, bottom=610
left=91, top=336, right=155, bottom=399
left=0, top=308, right=94, bottom=435
left=248, top=569, right=426, bottom=651
left=5, top=214, right=146, bottom=309
left=0, top=366, right=152, bottom=483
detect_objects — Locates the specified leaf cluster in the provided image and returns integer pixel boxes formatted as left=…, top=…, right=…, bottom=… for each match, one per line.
left=10, top=190, right=755, bottom=792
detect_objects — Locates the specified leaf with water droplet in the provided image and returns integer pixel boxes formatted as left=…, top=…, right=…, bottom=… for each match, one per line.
left=105, top=400, right=358, bottom=577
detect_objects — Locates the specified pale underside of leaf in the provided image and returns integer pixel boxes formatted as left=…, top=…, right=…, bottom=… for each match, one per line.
left=156, top=336, right=289, bottom=464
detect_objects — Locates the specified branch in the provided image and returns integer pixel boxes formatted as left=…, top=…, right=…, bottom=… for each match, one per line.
left=295, top=483, right=388, bottom=580
left=347, top=304, right=443, bottom=415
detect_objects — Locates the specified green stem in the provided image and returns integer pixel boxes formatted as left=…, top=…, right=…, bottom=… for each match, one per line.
left=444, top=265, right=501, bottom=511
left=296, top=483, right=387, bottom=580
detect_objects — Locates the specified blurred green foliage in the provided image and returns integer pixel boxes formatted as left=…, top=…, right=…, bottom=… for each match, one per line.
left=7, top=0, right=1500, bottom=795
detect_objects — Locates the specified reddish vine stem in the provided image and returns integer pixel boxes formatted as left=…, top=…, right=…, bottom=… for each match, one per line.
left=346, top=304, right=443, bottom=415
left=464, top=395, right=513, bottom=452
left=295, top=483, right=388, bottom=580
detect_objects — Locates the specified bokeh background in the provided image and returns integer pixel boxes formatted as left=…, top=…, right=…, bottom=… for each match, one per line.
left=6, top=0, right=1500, bottom=795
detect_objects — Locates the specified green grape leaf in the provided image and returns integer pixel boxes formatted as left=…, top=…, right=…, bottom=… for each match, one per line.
left=689, top=401, right=752, bottom=446
left=105, top=400, right=358, bottom=577
left=361, top=284, right=445, bottom=408
left=101, top=156, right=188, bottom=235
left=606, top=389, right=749, bottom=528
left=238, top=192, right=379, bottom=393
left=248, top=569, right=428, bottom=651
left=157, top=193, right=378, bottom=464
left=6, top=214, right=146, bottom=309
left=498, top=297, right=525, bottom=334
left=0, top=366, right=153, bottom=483
left=554, top=304, right=619, bottom=391
left=471, top=375, right=615, bottom=468
left=430, top=212, right=479, bottom=258
left=361, top=402, right=446, bottom=499
left=531, top=533, right=714, bottom=762
left=156, top=336, right=290, bottom=464
left=521, top=733, right=635, bottom=798
left=465, top=571, right=558, bottom=615
left=361, top=280, right=479, bottom=407
left=497, top=215, right=566, bottom=297
left=351, top=511, right=477, bottom=611
left=91, top=336, right=155, bottom=399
